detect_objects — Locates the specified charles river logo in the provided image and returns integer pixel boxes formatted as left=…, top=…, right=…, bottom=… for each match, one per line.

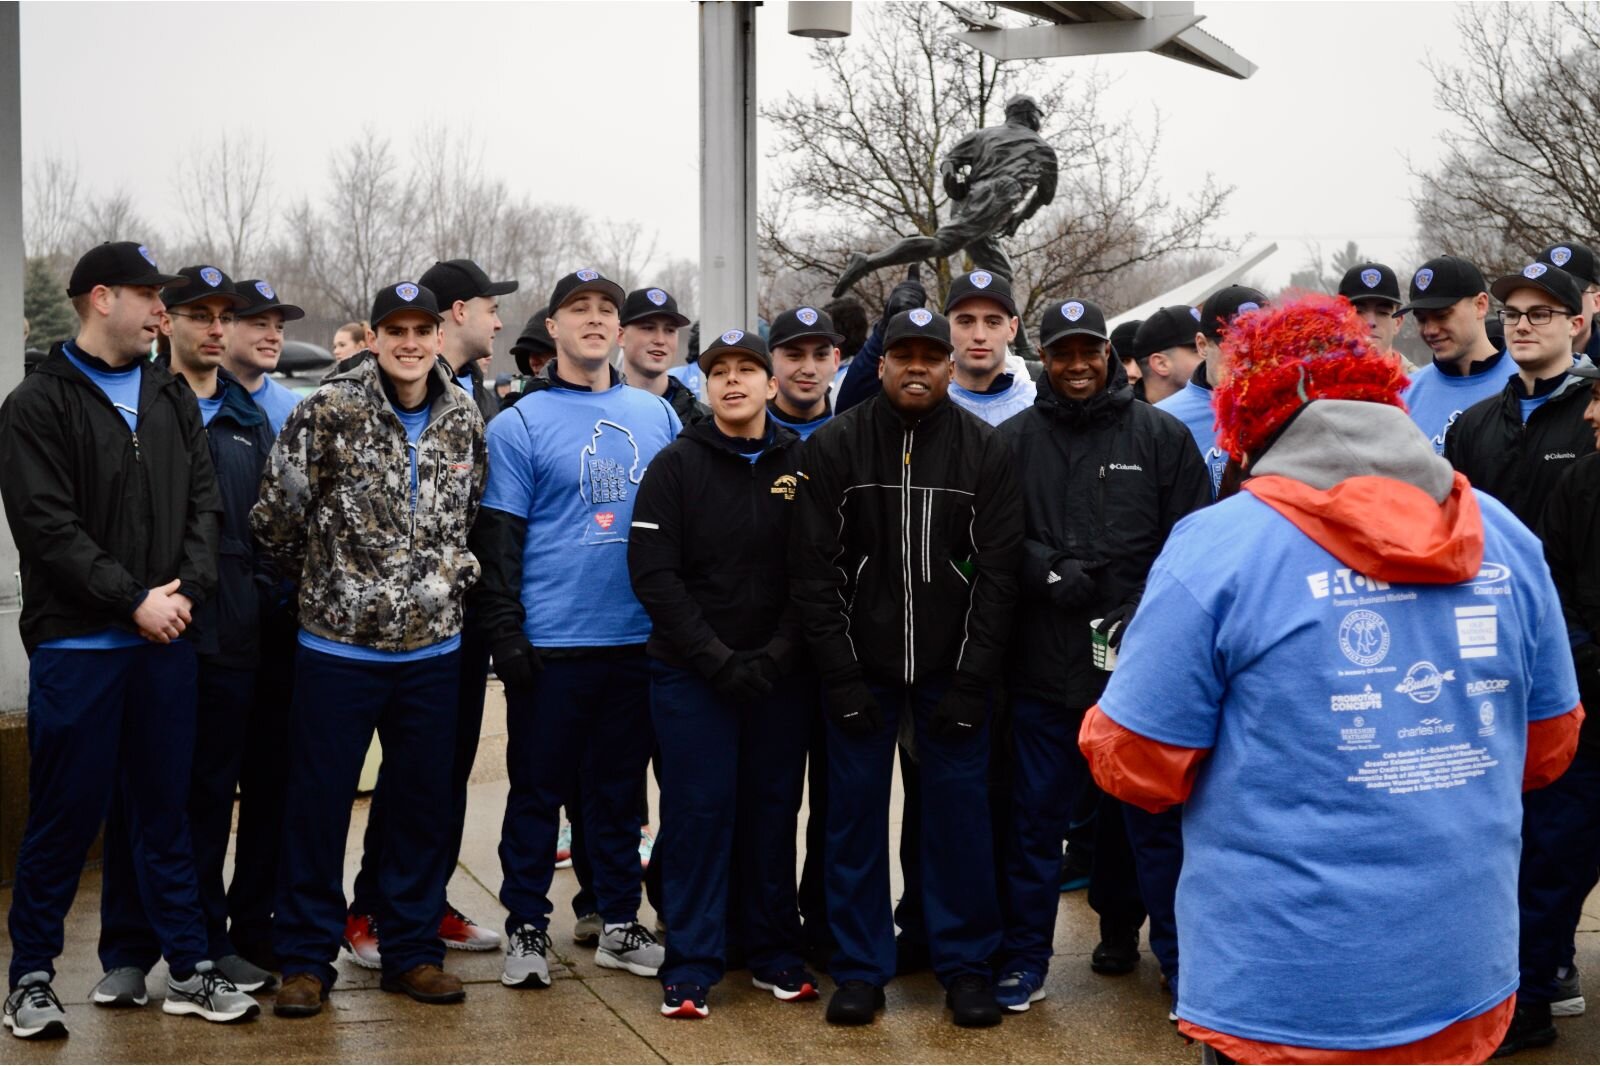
left=1553, top=246, right=1574, bottom=266
left=395, top=283, right=419, bottom=301
left=909, top=308, right=933, bottom=327
left=970, top=270, right=992, bottom=289
left=1062, top=301, right=1085, bottom=322
left=797, top=307, right=818, bottom=326
left=646, top=288, right=668, bottom=306
left=1414, top=268, right=1434, bottom=291
left=255, top=280, right=275, bottom=300
left=200, top=266, right=223, bottom=288
left=1523, top=262, right=1549, bottom=279
left=1339, top=609, right=1391, bottom=668
left=1360, top=268, right=1381, bottom=289
left=1395, top=661, right=1455, bottom=704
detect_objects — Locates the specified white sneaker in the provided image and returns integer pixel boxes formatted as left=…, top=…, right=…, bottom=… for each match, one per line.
left=4, top=973, right=67, bottom=1040
left=91, top=966, right=149, bottom=1007
left=596, top=921, right=664, bottom=977
left=502, top=924, right=553, bottom=989
left=163, top=961, right=261, bottom=1024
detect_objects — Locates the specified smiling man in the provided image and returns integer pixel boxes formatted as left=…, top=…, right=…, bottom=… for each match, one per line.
left=1400, top=255, right=1515, bottom=454
left=789, top=307, right=1022, bottom=1029
left=222, top=279, right=305, bottom=436
left=620, top=286, right=705, bottom=426
left=766, top=305, right=843, bottom=440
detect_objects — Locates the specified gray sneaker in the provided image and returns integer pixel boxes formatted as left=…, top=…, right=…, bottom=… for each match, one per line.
left=4, top=973, right=67, bottom=1040
left=596, top=921, right=664, bottom=977
left=162, top=961, right=261, bottom=1024
left=91, top=966, right=149, bottom=1008
left=1554, top=964, right=1586, bottom=1017
left=573, top=912, right=602, bottom=946
left=502, top=924, right=553, bottom=989
left=215, top=954, right=276, bottom=994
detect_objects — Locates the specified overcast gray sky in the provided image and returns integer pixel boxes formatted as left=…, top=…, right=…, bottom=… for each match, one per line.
left=19, top=1, right=1471, bottom=293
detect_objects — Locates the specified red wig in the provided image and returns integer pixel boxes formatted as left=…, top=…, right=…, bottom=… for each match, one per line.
left=1213, top=292, right=1409, bottom=462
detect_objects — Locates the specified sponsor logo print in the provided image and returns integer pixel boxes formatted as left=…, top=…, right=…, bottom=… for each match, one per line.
left=1469, top=562, right=1511, bottom=586
left=1395, top=661, right=1455, bottom=704
left=646, top=288, right=668, bottom=306
left=909, top=308, right=933, bottom=327
left=1465, top=678, right=1510, bottom=697
left=1062, top=300, right=1085, bottom=322
left=1456, top=605, right=1498, bottom=659
left=797, top=307, right=818, bottom=326
left=594, top=512, right=616, bottom=530
left=770, top=473, right=797, bottom=500
left=396, top=283, right=419, bottom=301
left=1398, top=716, right=1455, bottom=740
left=1478, top=701, right=1496, bottom=737
left=1108, top=462, right=1143, bottom=472
left=200, top=266, right=223, bottom=287
left=1546, top=452, right=1577, bottom=461
left=970, top=270, right=993, bottom=289
left=1331, top=685, right=1383, bottom=712
left=1339, top=609, right=1391, bottom=667
left=1309, top=569, right=1391, bottom=599
left=1414, top=268, right=1434, bottom=291
left=1360, top=268, right=1381, bottom=289
left=576, top=268, right=600, bottom=282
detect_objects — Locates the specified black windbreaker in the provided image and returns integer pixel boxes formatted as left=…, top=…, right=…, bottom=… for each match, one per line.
left=628, top=418, right=804, bottom=675
left=0, top=343, right=221, bottom=653
left=788, top=390, right=1022, bottom=687
left=1444, top=367, right=1596, bottom=531
left=998, top=362, right=1211, bottom=707
left=1538, top=452, right=1600, bottom=758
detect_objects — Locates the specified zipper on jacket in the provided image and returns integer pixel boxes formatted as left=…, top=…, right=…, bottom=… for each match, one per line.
left=901, top=428, right=915, bottom=684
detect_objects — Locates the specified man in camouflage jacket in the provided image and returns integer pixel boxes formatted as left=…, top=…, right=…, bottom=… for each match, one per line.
left=248, top=282, right=485, bottom=1014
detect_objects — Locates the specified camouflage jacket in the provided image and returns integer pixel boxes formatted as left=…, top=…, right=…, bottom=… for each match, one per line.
left=250, top=355, right=487, bottom=651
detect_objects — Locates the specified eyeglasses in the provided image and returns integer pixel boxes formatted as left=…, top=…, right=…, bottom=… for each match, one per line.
left=167, top=310, right=236, bottom=327
left=1497, top=307, right=1569, bottom=326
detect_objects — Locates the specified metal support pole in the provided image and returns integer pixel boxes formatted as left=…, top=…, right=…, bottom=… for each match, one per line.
left=699, top=1, right=758, bottom=335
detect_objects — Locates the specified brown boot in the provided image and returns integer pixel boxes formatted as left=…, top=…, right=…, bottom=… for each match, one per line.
left=273, top=973, right=328, bottom=1018
left=380, top=964, right=465, bottom=1005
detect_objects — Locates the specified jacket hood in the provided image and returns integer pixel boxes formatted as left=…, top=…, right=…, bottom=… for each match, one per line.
left=1245, top=399, right=1483, bottom=584
left=683, top=414, right=799, bottom=459
left=1031, top=350, right=1132, bottom=428
left=325, top=349, right=466, bottom=421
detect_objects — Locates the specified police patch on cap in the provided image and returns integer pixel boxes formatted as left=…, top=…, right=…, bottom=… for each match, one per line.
left=1523, top=262, right=1549, bottom=279
left=576, top=268, right=599, bottom=282
left=1415, top=268, right=1434, bottom=291
left=1361, top=268, right=1381, bottom=289
left=1237, top=301, right=1261, bottom=314
left=1189, top=307, right=1202, bottom=321
left=797, top=307, right=819, bottom=326
left=720, top=329, right=744, bottom=344
left=255, top=281, right=276, bottom=300
left=396, top=283, right=419, bottom=301
left=199, top=267, right=222, bottom=288
left=1552, top=246, right=1573, bottom=267
left=970, top=270, right=993, bottom=289
left=646, top=288, right=667, bottom=306
left=138, top=245, right=156, bottom=266
left=1062, top=301, right=1085, bottom=322
left=909, top=308, right=933, bottom=327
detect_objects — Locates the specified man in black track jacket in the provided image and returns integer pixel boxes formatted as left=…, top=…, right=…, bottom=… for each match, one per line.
left=789, top=307, right=1022, bottom=1030
left=993, top=297, right=1210, bottom=1015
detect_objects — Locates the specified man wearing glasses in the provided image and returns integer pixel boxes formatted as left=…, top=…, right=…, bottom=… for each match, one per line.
left=1400, top=255, right=1516, bottom=453
left=1443, top=262, right=1595, bottom=530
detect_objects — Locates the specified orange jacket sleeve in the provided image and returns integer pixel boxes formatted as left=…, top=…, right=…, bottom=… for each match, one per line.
left=1525, top=704, right=1584, bottom=791
left=1079, top=704, right=1210, bottom=814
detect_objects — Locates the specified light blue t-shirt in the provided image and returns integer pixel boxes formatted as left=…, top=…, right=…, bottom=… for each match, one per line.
left=668, top=362, right=705, bottom=402
left=1402, top=353, right=1515, bottom=453
left=250, top=375, right=303, bottom=437
left=1155, top=379, right=1225, bottom=495
left=298, top=629, right=460, bottom=663
left=394, top=404, right=430, bottom=513
left=197, top=394, right=224, bottom=427
left=455, top=371, right=474, bottom=398
left=1099, top=489, right=1577, bottom=1049
left=767, top=403, right=831, bottom=441
left=949, top=373, right=1036, bottom=427
left=482, top=382, right=681, bottom=647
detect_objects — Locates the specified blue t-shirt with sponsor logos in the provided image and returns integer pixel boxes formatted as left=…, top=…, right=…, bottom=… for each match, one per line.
left=1099, top=487, right=1575, bottom=1049
left=482, top=381, right=681, bottom=647
left=1402, top=353, right=1515, bottom=454
left=1155, top=379, right=1226, bottom=496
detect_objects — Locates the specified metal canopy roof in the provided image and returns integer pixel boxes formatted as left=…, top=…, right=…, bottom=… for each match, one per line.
left=950, top=1, right=1257, bottom=80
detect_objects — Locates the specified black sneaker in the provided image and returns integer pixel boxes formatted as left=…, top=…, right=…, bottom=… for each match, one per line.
left=946, top=973, right=1002, bottom=1028
left=825, top=980, right=884, bottom=1026
left=1091, top=929, right=1140, bottom=975
left=1493, top=1000, right=1557, bottom=1058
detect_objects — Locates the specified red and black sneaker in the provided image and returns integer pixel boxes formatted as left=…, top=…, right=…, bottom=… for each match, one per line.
left=660, top=983, right=709, bottom=1019
left=753, top=968, right=819, bottom=1003
left=439, top=905, right=501, bottom=951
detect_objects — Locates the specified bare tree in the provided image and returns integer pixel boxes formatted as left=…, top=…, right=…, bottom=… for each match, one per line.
left=76, top=188, right=160, bottom=249
left=175, top=134, right=273, bottom=272
left=24, top=153, right=80, bottom=263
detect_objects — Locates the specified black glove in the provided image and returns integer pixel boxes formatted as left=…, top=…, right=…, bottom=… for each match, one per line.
left=1094, top=603, right=1137, bottom=651
left=711, top=653, right=773, bottom=702
left=1047, top=557, right=1103, bottom=611
left=492, top=635, right=542, bottom=693
left=747, top=648, right=784, bottom=688
left=929, top=673, right=988, bottom=741
left=827, top=680, right=883, bottom=737
left=883, top=273, right=929, bottom=321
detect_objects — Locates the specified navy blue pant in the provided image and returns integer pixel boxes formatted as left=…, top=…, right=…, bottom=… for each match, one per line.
left=7, top=643, right=207, bottom=988
left=825, top=677, right=1000, bottom=988
left=1520, top=750, right=1600, bottom=1002
left=99, top=662, right=255, bottom=971
left=568, top=759, right=656, bottom=919
left=998, top=697, right=1085, bottom=975
left=797, top=699, right=831, bottom=952
left=499, top=654, right=653, bottom=932
left=273, top=646, right=459, bottom=989
left=1123, top=801, right=1182, bottom=983
left=652, top=661, right=811, bottom=987
left=226, top=614, right=294, bottom=962
left=351, top=623, right=492, bottom=917
left=1086, top=788, right=1146, bottom=936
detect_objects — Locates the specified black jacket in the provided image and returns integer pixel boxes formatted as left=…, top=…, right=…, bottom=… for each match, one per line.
left=998, top=364, right=1212, bottom=706
left=0, top=343, right=221, bottom=653
left=664, top=376, right=709, bottom=427
left=1445, top=366, right=1596, bottom=531
left=461, top=356, right=501, bottom=424
left=628, top=419, right=804, bottom=675
left=1538, top=452, right=1600, bottom=758
left=184, top=369, right=274, bottom=669
left=789, top=390, right=1022, bottom=687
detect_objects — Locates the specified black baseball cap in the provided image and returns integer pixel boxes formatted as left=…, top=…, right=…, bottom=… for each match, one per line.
left=1397, top=255, right=1487, bottom=314
left=370, top=282, right=443, bottom=328
left=510, top=307, right=555, bottom=375
left=68, top=241, right=186, bottom=297
left=1039, top=298, right=1109, bottom=348
left=1110, top=319, right=1142, bottom=361
left=162, top=265, right=250, bottom=311
left=1337, top=262, right=1402, bottom=306
left=697, top=326, right=771, bottom=374
left=943, top=269, right=1018, bottom=318
left=1490, top=262, right=1583, bottom=315
left=1133, top=305, right=1203, bottom=359
left=1198, top=285, right=1268, bottom=339
left=1537, top=242, right=1600, bottom=287
left=768, top=305, right=844, bottom=348
left=418, top=259, right=518, bottom=310
left=234, top=278, right=306, bottom=321
left=548, top=268, right=625, bottom=314
left=620, top=287, right=691, bottom=328
left=883, top=308, right=953, bottom=353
